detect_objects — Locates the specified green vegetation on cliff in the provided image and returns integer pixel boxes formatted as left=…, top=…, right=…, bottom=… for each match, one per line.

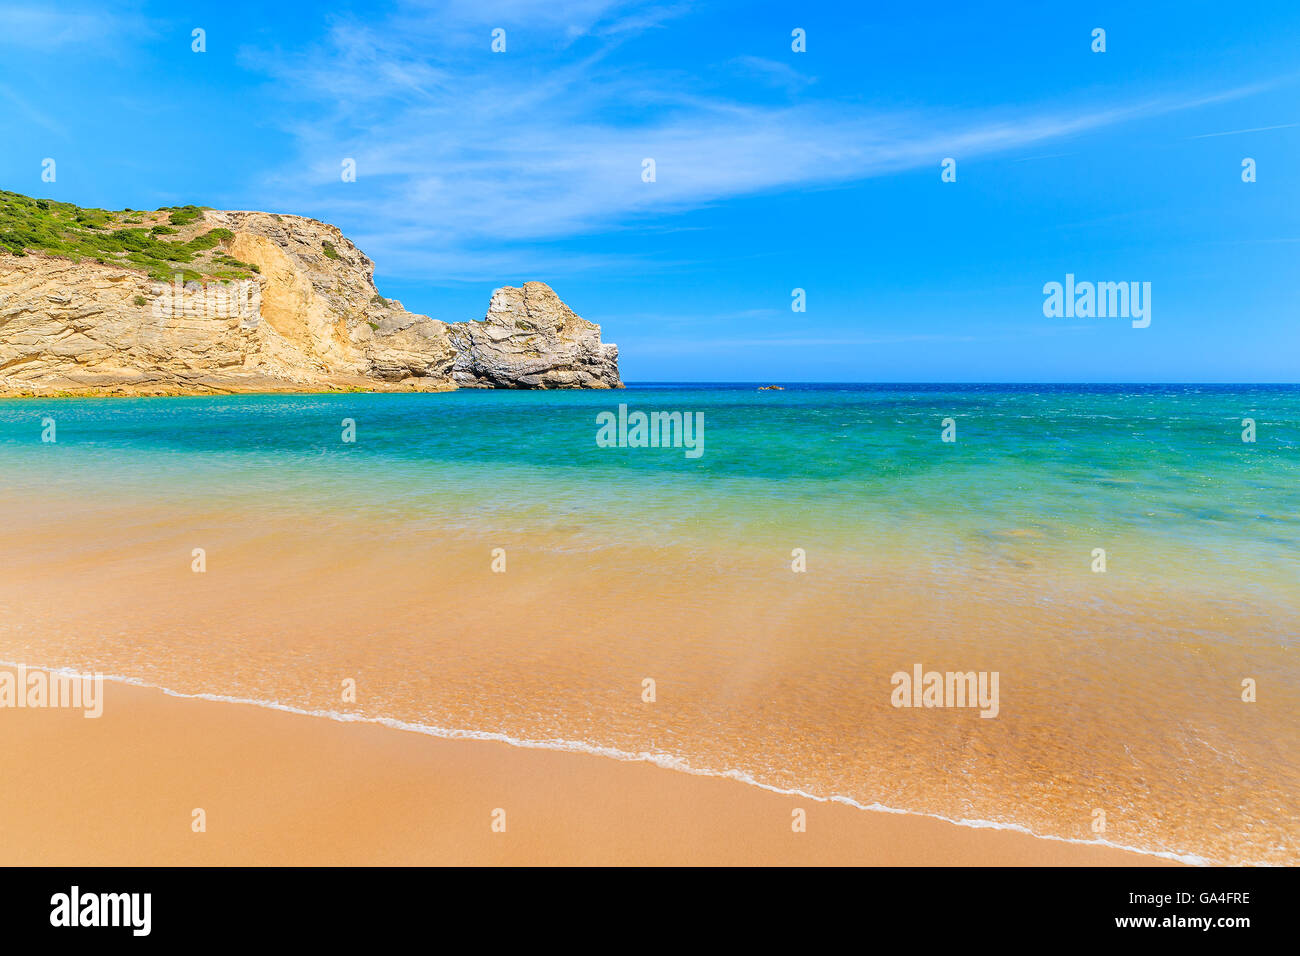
left=0, top=190, right=258, bottom=282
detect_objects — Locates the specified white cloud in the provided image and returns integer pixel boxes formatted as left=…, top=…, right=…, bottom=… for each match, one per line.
left=728, top=56, right=817, bottom=93
left=1189, top=123, right=1297, bottom=139
left=0, top=3, right=149, bottom=50
left=239, top=5, right=1270, bottom=279
left=0, top=82, right=66, bottom=135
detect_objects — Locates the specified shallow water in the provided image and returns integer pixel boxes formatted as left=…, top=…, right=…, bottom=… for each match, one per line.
left=1, top=384, right=1296, bottom=863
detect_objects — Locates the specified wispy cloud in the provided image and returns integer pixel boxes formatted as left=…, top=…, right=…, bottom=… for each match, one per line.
left=383, top=0, right=683, bottom=42
left=625, top=333, right=981, bottom=352
left=1189, top=122, right=1297, bottom=139
left=728, top=56, right=817, bottom=93
left=0, top=2, right=150, bottom=50
left=238, top=3, right=1276, bottom=280
left=0, top=82, right=66, bottom=136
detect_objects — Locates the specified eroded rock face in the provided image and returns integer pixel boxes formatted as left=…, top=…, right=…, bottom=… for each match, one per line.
left=0, top=211, right=620, bottom=395
left=447, top=282, right=622, bottom=389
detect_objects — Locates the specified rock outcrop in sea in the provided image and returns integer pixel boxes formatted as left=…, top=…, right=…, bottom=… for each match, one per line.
left=0, top=206, right=621, bottom=395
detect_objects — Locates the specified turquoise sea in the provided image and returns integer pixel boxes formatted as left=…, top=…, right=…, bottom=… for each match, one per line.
left=3, top=383, right=1298, bottom=579
left=1, top=383, right=1297, bottom=864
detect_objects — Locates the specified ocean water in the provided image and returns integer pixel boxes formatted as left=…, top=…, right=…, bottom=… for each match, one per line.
left=5, top=383, right=1299, bottom=563
left=1, top=384, right=1297, bottom=863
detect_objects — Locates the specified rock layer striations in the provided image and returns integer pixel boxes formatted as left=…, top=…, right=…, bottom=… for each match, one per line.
left=0, top=209, right=621, bottom=395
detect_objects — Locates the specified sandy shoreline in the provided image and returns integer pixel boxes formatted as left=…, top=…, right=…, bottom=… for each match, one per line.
left=4, top=480, right=1280, bottom=863
left=1, top=671, right=1171, bottom=866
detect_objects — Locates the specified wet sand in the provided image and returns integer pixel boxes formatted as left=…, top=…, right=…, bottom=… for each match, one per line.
left=0, top=672, right=1168, bottom=866
left=0, top=489, right=1292, bottom=865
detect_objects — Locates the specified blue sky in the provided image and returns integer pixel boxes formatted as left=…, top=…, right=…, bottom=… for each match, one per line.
left=1, top=0, right=1297, bottom=381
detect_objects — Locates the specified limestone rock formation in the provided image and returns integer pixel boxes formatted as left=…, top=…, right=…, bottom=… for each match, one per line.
left=0, top=209, right=621, bottom=396
left=449, top=282, right=622, bottom=389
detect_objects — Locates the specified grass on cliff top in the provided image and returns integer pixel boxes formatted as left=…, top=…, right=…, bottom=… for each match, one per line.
left=0, top=189, right=260, bottom=283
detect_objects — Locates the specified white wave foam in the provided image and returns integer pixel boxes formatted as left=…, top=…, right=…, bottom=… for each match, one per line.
left=1, top=658, right=1215, bottom=866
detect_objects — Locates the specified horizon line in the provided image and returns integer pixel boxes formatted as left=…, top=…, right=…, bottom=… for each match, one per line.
left=622, top=380, right=1300, bottom=386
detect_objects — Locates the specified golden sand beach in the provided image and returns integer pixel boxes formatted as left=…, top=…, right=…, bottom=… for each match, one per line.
left=0, top=479, right=1293, bottom=866
left=0, top=669, right=1167, bottom=866
left=5, top=375, right=1299, bottom=870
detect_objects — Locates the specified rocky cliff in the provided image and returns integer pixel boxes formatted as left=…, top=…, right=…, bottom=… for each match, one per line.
left=0, top=205, right=621, bottom=395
